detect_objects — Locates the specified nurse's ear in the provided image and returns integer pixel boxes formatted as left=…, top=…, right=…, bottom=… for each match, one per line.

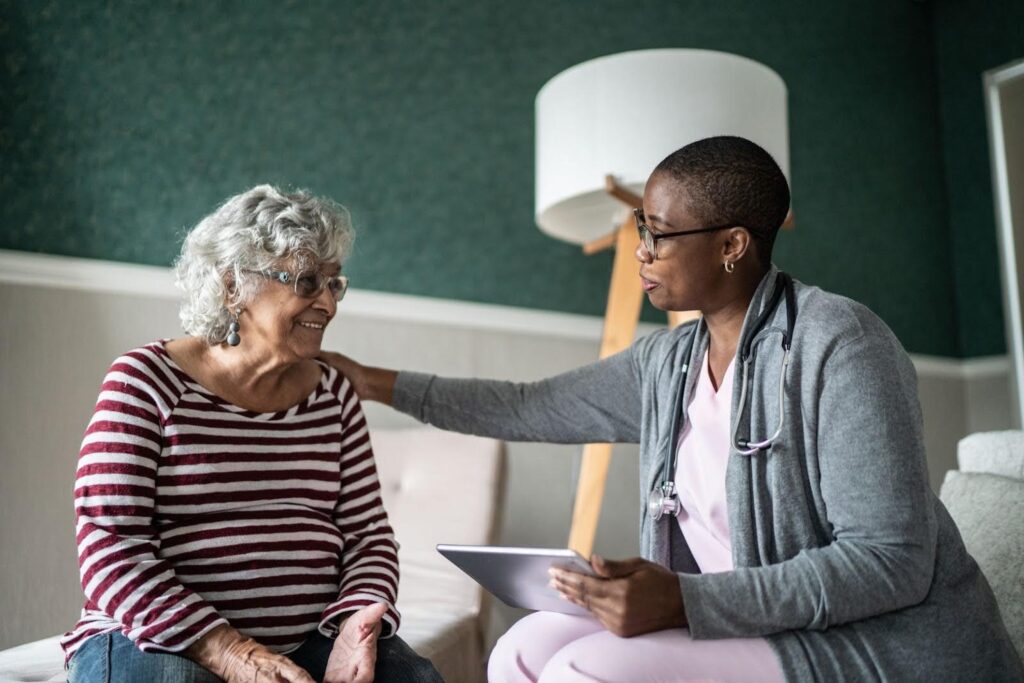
left=720, top=227, right=754, bottom=270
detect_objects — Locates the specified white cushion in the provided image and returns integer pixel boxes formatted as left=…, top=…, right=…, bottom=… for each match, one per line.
left=956, top=430, right=1024, bottom=479
left=374, top=428, right=505, bottom=616
left=0, top=636, right=63, bottom=683
left=375, top=427, right=505, bottom=681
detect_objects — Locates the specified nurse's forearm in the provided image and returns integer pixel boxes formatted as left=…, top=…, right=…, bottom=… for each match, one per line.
left=360, top=365, right=398, bottom=404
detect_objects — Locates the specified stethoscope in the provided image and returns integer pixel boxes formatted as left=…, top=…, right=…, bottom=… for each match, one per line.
left=648, top=272, right=797, bottom=522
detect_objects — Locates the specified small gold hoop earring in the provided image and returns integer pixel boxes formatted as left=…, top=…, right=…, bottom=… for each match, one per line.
left=724, top=261, right=735, bottom=273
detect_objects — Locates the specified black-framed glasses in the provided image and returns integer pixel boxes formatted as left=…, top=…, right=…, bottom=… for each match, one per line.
left=255, top=269, right=349, bottom=302
left=633, top=208, right=736, bottom=259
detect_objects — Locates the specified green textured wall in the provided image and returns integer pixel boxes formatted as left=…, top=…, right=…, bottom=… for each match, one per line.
left=1, top=1, right=966, bottom=355
left=932, top=0, right=1024, bottom=358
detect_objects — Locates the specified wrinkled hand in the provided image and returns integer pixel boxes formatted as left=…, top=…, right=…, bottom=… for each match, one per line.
left=186, top=624, right=315, bottom=683
left=548, top=555, right=687, bottom=637
left=324, top=603, right=388, bottom=683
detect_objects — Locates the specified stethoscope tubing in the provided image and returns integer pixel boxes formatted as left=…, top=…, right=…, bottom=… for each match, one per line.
left=650, top=273, right=796, bottom=521
left=731, top=349, right=790, bottom=455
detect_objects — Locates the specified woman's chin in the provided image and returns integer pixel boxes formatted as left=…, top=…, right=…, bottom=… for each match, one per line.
left=645, top=290, right=676, bottom=312
left=282, top=339, right=323, bottom=362
left=646, top=298, right=669, bottom=312
left=291, top=328, right=327, bottom=357
left=299, top=344, right=323, bottom=360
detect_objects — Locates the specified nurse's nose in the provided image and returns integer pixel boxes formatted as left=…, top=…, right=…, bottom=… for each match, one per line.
left=636, top=240, right=654, bottom=263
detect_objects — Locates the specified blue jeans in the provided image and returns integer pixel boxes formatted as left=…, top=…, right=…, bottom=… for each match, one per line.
left=67, top=631, right=444, bottom=683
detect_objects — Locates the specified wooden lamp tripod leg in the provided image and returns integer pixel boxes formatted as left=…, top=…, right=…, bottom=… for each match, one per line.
left=567, top=215, right=644, bottom=557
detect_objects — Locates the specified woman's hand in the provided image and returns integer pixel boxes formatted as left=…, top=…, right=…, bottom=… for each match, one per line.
left=185, top=624, right=315, bottom=683
left=317, top=351, right=398, bottom=405
left=548, top=555, right=687, bottom=637
left=324, top=603, right=388, bottom=683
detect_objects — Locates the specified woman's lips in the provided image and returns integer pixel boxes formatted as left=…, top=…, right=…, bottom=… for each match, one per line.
left=641, top=276, right=659, bottom=292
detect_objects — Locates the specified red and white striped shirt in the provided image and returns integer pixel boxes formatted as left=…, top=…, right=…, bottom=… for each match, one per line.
left=61, top=341, right=400, bottom=663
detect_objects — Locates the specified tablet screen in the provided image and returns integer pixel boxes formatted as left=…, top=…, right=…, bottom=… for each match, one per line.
left=437, top=544, right=596, bottom=615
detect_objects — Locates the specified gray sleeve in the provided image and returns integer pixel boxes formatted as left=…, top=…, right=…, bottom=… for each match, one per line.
left=679, top=334, right=938, bottom=638
left=391, top=346, right=643, bottom=444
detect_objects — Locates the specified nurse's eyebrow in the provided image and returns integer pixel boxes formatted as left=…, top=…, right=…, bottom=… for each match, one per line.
left=645, top=213, right=677, bottom=231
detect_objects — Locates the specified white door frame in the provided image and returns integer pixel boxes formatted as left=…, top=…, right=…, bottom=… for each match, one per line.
left=985, top=57, right=1024, bottom=429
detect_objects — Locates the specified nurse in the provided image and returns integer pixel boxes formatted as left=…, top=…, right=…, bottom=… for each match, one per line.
left=322, top=137, right=1022, bottom=682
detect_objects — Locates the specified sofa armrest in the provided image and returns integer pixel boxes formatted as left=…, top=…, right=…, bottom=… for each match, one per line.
left=956, top=431, right=1024, bottom=479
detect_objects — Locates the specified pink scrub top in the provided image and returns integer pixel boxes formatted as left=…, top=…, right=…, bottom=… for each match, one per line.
left=674, top=349, right=736, bottom=574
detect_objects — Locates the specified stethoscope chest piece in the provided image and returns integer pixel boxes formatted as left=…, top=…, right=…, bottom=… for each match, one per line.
left=647, top=481, right=680, bottom=521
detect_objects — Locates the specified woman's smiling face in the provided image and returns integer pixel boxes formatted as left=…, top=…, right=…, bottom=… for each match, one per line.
left=237, top=257, right=341, bottom=362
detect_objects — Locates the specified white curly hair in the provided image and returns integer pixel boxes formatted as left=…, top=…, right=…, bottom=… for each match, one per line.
left=174, top=184, right=355, bottom=344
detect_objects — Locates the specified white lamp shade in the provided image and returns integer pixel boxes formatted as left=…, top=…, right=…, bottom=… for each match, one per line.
left=535, top=49, right=789, bottom=245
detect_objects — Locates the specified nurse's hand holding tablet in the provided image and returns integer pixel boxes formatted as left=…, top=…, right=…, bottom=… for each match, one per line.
left=549, top=555, right=686, bottom=637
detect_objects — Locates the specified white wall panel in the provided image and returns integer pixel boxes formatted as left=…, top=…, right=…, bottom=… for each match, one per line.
left=0, top=261, right=1012, bottom=650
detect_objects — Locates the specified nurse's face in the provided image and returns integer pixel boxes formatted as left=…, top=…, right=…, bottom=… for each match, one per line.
left=636, top=172, right=731, bottom=313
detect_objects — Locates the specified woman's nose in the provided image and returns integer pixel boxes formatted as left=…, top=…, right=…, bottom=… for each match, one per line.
left=635, top=241, right=654, bottom=263
left=313, top=286, right=337, bottom=315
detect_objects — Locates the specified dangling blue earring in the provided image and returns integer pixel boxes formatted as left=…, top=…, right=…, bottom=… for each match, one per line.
left=226, top=311, right=241, bottom=347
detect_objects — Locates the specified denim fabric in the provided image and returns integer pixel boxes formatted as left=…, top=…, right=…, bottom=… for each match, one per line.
left=68, top=631, right=444, bottom=683
left=289, top=632, right=444, bottom=683
left=67, top=633, right=220, bottom=683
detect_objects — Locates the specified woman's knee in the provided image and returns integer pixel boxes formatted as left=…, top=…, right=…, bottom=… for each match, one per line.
left=487, top=626, right=531, bottom=683
left=536, top=644, right=594, bottom=683
left=537, top=637, right=633, bottom=683
left=69, top=632, right=221, bottom=683
left=488, top=612, right=604, bottom=683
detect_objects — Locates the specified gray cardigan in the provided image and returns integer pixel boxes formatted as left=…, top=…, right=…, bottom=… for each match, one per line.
left=393, top=267, right=1023, bottom=682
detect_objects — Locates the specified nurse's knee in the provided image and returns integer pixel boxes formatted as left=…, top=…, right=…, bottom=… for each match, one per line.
left=537, top=640, right=624, bottom=683
left=487, top=623, right=531, bottom=683
left=487, top=614, right=567, bottom=682
left=489, top=612, right=605, bottom=682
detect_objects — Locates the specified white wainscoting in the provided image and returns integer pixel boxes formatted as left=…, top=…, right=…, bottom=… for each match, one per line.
left=0, top=249, right=1012, bottom=650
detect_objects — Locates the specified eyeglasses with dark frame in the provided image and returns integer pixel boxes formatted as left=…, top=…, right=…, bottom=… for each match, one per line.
left=251, top=268, right=349, bottom=302
left=633, top=208, right=737, bottom=259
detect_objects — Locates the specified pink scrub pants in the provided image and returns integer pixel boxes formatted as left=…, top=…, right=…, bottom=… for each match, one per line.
left=487, top=612, right=786, bottom=683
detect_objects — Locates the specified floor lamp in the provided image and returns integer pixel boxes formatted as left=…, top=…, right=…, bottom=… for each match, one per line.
left=535, top=49, right=792, bottom=557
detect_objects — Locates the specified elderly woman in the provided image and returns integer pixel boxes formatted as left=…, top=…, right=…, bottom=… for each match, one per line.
left=324, top=138, right=1023, bottom=682
left=62, top=186, right=443, bottom=683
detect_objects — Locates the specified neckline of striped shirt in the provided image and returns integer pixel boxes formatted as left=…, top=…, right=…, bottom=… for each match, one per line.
left=151, top=340, right=338, bottom=422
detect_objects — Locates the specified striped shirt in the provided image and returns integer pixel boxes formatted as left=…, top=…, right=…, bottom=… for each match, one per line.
left=61, top=341, right=400, bottom=663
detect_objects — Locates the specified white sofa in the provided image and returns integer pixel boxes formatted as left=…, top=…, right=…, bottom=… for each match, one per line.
left=938, top=430, right=1024, bottom=664
left=0, top=426, right=506, bottom=683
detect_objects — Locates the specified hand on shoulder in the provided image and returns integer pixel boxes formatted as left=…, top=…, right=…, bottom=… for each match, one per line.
left=319, top=351, right=398, bottom=405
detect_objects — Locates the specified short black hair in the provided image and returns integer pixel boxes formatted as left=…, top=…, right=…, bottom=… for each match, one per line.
left=653, top=136, right=790, bottom=264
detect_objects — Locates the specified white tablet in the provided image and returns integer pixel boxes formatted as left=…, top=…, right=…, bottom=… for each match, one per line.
left=436, top=544, right=596, bottom=616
